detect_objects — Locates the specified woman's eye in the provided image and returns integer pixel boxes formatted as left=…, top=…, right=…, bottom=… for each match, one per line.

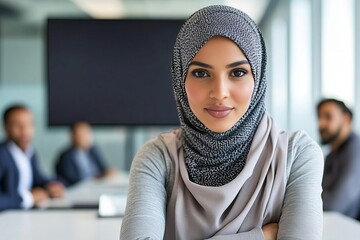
left=191, top=69, right=209, bottom=78
left=231, top=69, right=246, bottom=77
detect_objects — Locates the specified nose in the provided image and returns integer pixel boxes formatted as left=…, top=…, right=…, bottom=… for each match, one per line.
left=209, top=74, right=230, bottom=100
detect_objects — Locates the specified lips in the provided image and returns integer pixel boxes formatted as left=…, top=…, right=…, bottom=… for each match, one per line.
left=205, top=106, right=233, bottom=118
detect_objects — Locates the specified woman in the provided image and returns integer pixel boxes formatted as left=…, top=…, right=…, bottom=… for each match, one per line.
left=120, top=5, right=323, bottom=240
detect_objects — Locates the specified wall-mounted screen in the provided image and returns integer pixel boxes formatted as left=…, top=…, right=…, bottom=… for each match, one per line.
left=47, top=19, right=184, bottom=126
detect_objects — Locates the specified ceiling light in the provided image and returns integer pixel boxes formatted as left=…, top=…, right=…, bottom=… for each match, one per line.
left=72, top=0, right=125, bottom=19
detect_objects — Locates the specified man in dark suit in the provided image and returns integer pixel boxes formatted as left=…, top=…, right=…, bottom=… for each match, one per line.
left=55, top=122, right=116, bottom=187
left=0, top=105, right=64, bottom=211
left=317, top=98, right=360, bottom=220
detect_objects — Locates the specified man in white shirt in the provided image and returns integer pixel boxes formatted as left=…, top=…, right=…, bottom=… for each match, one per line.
left=0, top=105, right=64, bottom=211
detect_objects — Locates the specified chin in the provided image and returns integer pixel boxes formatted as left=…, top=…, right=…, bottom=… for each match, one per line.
left=207, top=125, right=233, bottom=133
left=201, top=117, right=237, bottom=133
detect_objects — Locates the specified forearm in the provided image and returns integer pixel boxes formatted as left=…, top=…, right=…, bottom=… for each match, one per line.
left=206, top=227, right=265, bottom=240
left=120, top=141, right=168, bottom=239
left=277, top=134, right=323, bottom=240
left=121, top=180, right=166, bottom=239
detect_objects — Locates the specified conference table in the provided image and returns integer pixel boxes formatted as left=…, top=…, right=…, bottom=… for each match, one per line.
left=39, top=172, right=129, bottom=209
left=322, top=212, right=360, bottom=240
left=1, top=210, right=360, bottom=239
left=0, top=210, right=122, bottom=240
left=0, top=172, right=128, bottom=239
left=1, top=172, right=360, bottom=239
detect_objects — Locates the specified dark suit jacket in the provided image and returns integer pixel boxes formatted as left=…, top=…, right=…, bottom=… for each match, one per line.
left=55, top=145, right=107, bottom=187
left=0, top=141, right=52, bottom=211
left=322, top=133, right=360, bottom=220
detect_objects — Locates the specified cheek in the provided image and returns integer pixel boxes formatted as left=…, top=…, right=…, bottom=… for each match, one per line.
left=185, top=79, right=205, bottom=109
left=22, top=122, right=34, bottom=135
left=11, top=125, right=22, bottom=136
left=28, top=126, right=35, bottom=137
left=233, top=80, right=254, bottom=106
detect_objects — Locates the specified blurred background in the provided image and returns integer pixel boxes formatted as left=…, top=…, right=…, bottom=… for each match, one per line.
left=0, top=0, right=359, bottom=174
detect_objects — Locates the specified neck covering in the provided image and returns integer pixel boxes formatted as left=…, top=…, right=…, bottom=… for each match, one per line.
left=163, top=115, right=288, bottom=239
left=172, top=5, right=267, bottom=186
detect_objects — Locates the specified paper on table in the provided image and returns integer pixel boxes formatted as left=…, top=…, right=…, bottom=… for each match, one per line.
left=98, top=194, right=127, bottom=218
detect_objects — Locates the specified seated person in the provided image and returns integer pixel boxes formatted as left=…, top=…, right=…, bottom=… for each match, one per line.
left=55, top=122, right=115, bottom=187
left=317, top=98, right=360, bottom=219
left=0, top=105, right=64, bottom=211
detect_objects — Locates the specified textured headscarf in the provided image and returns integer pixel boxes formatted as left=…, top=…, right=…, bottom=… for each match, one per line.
left=172, top=5, right=267, bottom=186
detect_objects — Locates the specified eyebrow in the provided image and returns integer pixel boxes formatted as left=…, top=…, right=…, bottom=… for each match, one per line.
left=189, top=60, right=249, bottom=69
left=189, top=61, right=213, bottom=69
left=225, top=60, right=249, bottom=68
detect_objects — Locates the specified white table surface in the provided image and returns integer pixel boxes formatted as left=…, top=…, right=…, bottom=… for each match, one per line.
left=0, top=210, right=122, bottom=240
left=1, top=210, right=359, bottom=239
left=40, top=172, right=129, bottom=209
left=323, top=211, right=360, bottom=240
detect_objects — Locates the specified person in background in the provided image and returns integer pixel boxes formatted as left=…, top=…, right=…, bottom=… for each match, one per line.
left=0, top=104, right=64, bottom=211
left=55, top=121, right=116, bottom=187
left=317, top=98, right=360, bottom=220
left=121, top=5, right=323, bottom=240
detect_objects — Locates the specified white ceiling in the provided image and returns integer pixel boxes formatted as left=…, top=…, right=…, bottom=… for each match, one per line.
left=0, top=0, right=271, bottom=24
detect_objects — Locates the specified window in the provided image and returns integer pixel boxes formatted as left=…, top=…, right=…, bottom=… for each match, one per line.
left=321, top=0, right=355, bottom=107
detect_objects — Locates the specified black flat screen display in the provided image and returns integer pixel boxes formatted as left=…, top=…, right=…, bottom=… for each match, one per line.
left=47, top=19, right=184, bottom=126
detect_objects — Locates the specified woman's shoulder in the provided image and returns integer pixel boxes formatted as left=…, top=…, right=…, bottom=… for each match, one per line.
left=138, top=128, right=183, bottom=156
left=286, top=130, right=324, bottom=177
left=288, top=130, right=318, bottom=148
left=131, top=128, right=182, bottom=172
left=287, top=131, right=322, bottom=156
left=130, top=128, right=182, bottom=192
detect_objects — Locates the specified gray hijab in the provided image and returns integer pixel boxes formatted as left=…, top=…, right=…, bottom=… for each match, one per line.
left=172, top=5, right=267, bottom=186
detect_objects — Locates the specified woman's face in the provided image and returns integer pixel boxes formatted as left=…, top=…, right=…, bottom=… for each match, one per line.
left=185, top=36, right=255, bottom=133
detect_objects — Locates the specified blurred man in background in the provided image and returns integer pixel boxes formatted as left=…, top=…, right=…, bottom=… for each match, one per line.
left=55, top=121, right=116, bottom=187
left=317, top=98, right=360, bottom=220
left=0, top=105, right=64, bottom=211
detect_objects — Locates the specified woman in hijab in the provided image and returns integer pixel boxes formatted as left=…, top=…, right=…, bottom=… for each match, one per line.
left=120, top=5, right=323, bottom=240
